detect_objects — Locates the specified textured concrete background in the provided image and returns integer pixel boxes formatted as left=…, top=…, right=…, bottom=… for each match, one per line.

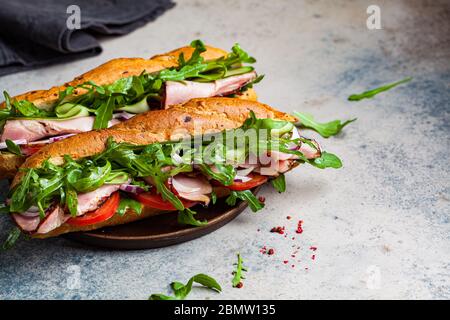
left=0, top=0, right=449, bottom=299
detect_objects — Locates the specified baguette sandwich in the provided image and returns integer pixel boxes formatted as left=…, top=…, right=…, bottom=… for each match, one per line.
left=5, top=98, right=342, bottom=239
left=0, top=40, right=261, bottom=178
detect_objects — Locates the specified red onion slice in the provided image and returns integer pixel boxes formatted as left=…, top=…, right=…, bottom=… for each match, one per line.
left=113, top=112, right=135, bottom=121
left=119, top=184, right=146, bottom=194
left=20, top=206, right=41, bottom=217
left=234, top=175, right=252, bottom=183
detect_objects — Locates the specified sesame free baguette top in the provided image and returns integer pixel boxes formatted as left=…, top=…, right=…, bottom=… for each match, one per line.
left=0, top=45, right=227, bottom=110
left=12, top=98, right=296, bottom=188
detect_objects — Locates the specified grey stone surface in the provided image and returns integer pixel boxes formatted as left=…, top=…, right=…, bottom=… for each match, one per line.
left=0, top=0, right=449, bottom=299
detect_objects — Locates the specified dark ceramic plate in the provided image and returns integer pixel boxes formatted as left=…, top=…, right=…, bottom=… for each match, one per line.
left=64, top=187, right=260, bottom=250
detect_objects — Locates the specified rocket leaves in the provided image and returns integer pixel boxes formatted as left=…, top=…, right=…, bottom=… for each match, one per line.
left=149, top=273, right=222, bottom=300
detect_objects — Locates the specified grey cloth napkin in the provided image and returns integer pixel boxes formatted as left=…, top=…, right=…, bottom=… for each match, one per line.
left=0, top=0, right=175, bottom=76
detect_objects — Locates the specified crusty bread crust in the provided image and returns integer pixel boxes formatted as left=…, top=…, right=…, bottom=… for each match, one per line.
left=12, top=97, right=294, bottom=187
left=0, top=45, right=228, bottom=110
left=0, top=152, right=25, bottom=179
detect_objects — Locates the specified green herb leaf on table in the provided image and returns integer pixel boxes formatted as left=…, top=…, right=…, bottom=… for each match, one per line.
left=293, top=112, right=356, bottom=138
left=348, top=77, right=412, bottom=101
left=271, top=174, right=286, bottom=193
left=5, top=139, right=22, bottom=156
left=232, top=253, right=247, bottom=288
left=310, top=152, right=342, bottom=169
left=1, top=227, right=21, bottom=251
left=149, top=273, right=222, bottom=300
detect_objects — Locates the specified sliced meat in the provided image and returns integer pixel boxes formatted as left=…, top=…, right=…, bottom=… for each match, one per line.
left=269, top=150, right=299, bottom=161
left=298, top=140, right=321, bottom=159
left=172, top=174, right=212, bottom=205
left=164, top=71, right=257, bottom=108
left=12, top=214, right=40, bottom=232
left=36, top=206, right=69, bottom=234
left=76, top=184, right=121, bottom=216
left=256, top=160, right=294, bottom=176
left=1, top=117, right=120, bottom=143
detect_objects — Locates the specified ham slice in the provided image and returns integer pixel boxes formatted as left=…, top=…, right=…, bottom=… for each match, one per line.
left=1, top=117, right=120, bottom=143
left=36, top=206, right=69, bottom=234
left=164, top=71, right=257, bottom=108
left=298, top=140, right=321, bottom=159
left=12, top=214, right=41, bottom=232
left=172, top=174, right=212, bottom=205
left=76, top=184, right=121, bottom=216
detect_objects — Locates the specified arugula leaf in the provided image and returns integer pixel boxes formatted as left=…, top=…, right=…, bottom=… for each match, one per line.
left=293, top=112, right=356, bottom=138
left=197, top=163, right=235, bottom=186
left=5, top=139, right=22, bottom=156
left=9, top=169, right=33, bottom=213
left=149, top=273, right=221, bottom=300
left=232, top=253, right=247, bottom=287
left=211, top=191, right=217, bottom=205
left=11, top=100, right=53, bottom=118
left=348, top=77, right=412, bottom=101
left=226, top=190, right=264, bottom=212
left=65, top=186, right=78, bottom=217
left=178, top=208, right=207, bottom=227
left=67, top=160, right=112, bottom=193
left=1, top=227, right=21, bottom=251
left=117, top=198, right=143, bottom=216
left=239, top=74, right=264, bottom=93
left=93, top=96, right=115, bottom=129
left=310, top=152, right=342, bottom=169
left=271, top=174, right=286, bottom=193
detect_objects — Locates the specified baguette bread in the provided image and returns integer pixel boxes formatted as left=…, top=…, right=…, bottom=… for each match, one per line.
left=0, top=45, right=258, bottom=179
left=12, top=98, right=296, bottom=238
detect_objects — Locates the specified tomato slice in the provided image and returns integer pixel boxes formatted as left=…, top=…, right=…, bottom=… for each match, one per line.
left=226, top=174, right=268, bottom=191
left=135, top=190, right=197, bottom=211
left=66, top=192, right=120, bottom=226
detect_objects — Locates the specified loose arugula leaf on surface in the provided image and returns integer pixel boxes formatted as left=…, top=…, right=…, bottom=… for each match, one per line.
left=293, top=112, right=356, bottom=138
left=117, top=198, right=143, bottom=216
left=310, top=152, right=342, bottom=169
left=5, top=139, right=22, bottom=156
left=348, top=77, right=412, bottom=101
left=226, top=190, right=264, bottom=212
left=232, top=253, right=247, bottom=287
left=271, top=174, right=286, bottom=193
left=0, top=205, right=10, bottom=214
left=1, top=227, right=21, bottom=251
left=149, top=273, right=221, bottom=300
